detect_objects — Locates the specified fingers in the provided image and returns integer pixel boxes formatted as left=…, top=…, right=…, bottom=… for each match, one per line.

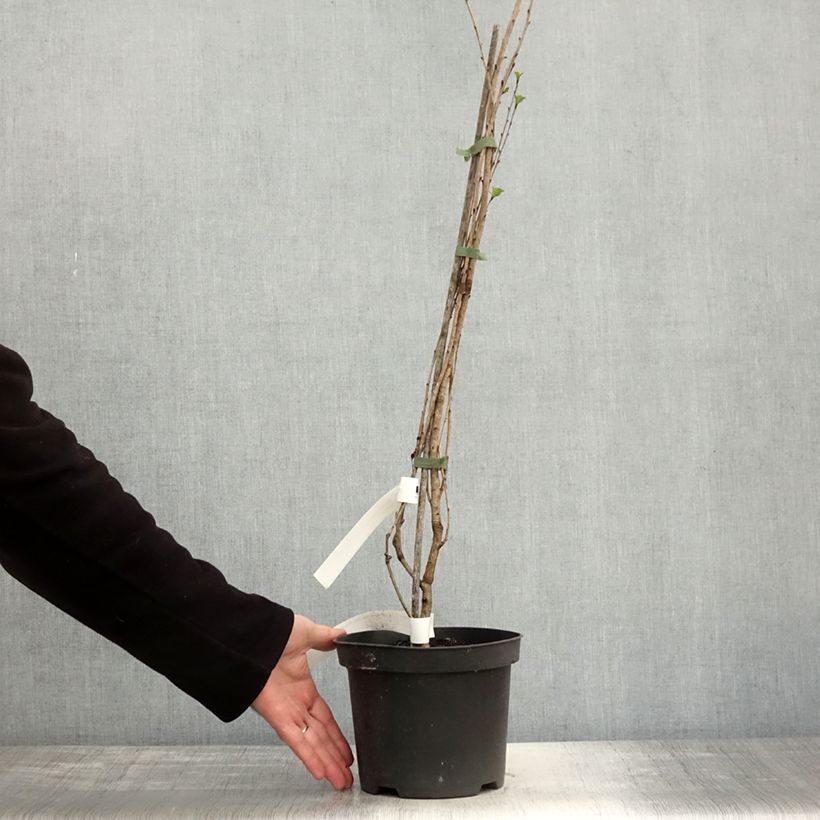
left=297, top=678, right=354, bottom=771
left=309, top=696, right=355, bottom=767
left=278, top=722, right=326, bottom=783
left=310, top=624, right=346, bottom=652
left=277, top=707, right=353, bottom=790
left=303, top=716, right=353, bottom=790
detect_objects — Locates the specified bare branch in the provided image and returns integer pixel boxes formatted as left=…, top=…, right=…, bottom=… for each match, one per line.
left=464, top=0, right=487, bottom=69
left=492, top=1, right=534, bottom=173
left=443, top=479, right=451, bottom=544
left=384, top=538, right=411, bottom=615
left=424, top=26, right=499, bottom=418
left=388, top=505, right=414, bottom=577
left=493, top=72, right=522, bottom=174
left=497, top=0, right=534, bottom=93
left=386, top=2, right=533, bottom=618
left=410, top=469, right=428, bottom=617
left=492, top=0, right=523, bottom=95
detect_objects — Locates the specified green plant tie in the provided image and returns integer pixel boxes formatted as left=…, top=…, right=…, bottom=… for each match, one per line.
left=456, top=134, right=497, bottom=160
left=455, top=245, right=487, bottom=261
left=413, top=456, right=449, bottom=470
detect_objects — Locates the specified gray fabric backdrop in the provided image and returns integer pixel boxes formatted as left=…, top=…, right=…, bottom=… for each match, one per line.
left=1, top=0, right=818, bottom=745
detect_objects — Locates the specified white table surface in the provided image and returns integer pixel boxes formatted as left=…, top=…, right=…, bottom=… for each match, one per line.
left=2, top=737, right=819, bottom=818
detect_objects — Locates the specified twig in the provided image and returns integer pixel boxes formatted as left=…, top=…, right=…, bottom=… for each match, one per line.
left=492, top=73, right=521, bottom=174
left=491, top=0, right=523, bottom=106
left=388, top=505, right=414, bottom=577
left=384, top=535, right=411, bottom=615
left=464, top=0, right=487, bottom=69
left=497, top=0, right=534, bottom=93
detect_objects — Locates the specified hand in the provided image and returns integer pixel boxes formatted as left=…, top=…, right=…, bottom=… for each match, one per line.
left=251, top=614, right=354, bottom=790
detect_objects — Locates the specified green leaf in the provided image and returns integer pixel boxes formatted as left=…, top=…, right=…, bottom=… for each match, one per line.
left=490, top=186, right=504, bottom=199
left=514, top=94, right=526, bottom=106
left=501, top=85, right=510, bottom=94
left=514, top=70, right=523, bottom=81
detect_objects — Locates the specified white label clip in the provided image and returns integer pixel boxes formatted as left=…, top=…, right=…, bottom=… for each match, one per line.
left=409, top=614, right=435, bottom=644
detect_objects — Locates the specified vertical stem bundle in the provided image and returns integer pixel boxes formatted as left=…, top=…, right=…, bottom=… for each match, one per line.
left=385, top=1, right=534, bottom=633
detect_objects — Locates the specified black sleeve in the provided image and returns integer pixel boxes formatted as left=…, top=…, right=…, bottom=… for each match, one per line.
left=0, top=344, right=294, bottom=722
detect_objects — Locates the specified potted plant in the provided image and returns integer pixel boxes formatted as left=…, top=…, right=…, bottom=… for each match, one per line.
left=317, top=1, right=534, bottom=798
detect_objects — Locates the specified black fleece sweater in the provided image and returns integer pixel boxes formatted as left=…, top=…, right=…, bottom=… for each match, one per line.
left=0, top=344, right=294, bottom=721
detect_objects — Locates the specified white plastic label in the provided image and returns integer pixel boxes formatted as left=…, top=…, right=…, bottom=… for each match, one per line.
left=313, top=477, right=419, bottom=589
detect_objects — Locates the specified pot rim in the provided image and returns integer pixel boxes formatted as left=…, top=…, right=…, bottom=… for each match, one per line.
left=335, top=627, right=521, bottom=673
left=334, top=626, right=521, bottom=650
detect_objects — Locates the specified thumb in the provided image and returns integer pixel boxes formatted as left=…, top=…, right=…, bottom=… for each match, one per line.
left=310, top=624, right=347, bottom=652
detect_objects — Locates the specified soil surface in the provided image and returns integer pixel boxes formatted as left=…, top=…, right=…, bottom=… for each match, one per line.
left=392, top=636, right=469, bottom=648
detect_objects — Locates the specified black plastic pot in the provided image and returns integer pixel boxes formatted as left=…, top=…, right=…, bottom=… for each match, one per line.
left=335, top=627, right=521, bottom=799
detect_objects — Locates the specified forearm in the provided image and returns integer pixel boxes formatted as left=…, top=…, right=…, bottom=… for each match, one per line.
left=0, top=345, right=293, bottom=721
